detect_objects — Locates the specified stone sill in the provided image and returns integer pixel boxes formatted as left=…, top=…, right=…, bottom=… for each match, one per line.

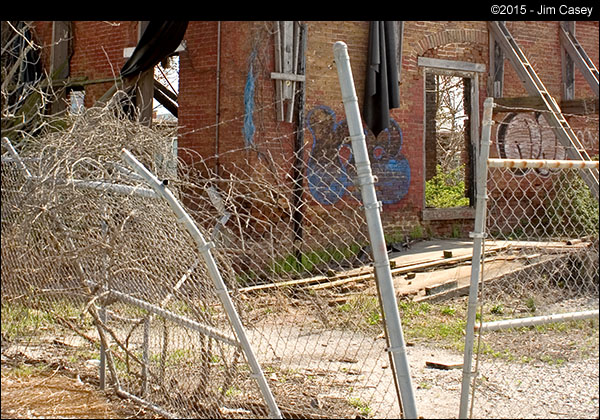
left=422, top=207, right=476, bottom=221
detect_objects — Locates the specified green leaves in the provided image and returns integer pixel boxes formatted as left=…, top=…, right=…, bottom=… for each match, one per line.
left=425, top=164, right=470, bottom=208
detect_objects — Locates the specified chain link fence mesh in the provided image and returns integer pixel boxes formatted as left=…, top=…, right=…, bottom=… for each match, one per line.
left=1, top=102, right=404, bottom=418
left=467, top=161, right=599, bottom=419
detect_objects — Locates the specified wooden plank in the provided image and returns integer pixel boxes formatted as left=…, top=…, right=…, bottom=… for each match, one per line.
left=559, top=24, right=599, bottom=96
left=425, top=280, right=458, bottom=296
left=489, top=21, right=505, bottom=98
left=239, top=275, right=329, bottom=293
left=417, top=57, right=485, bottom=73
left=560, top=21, right=576, bottom=100
left=285, top=21, right=300, bottom=122
left=560, top=97, right=598, bottom=115
left=493, top=96, right=598, bottom=115
left=281, top=21, right=294, bottom=100
left=425, top=360, right=463, bottom=370
left=270, top=72, right=306, bottom=82
left=273, top=22, right=284, bottom=121
left=413, top=254, right=565, bottom=303
left=239, top=243, right=513, bottom=294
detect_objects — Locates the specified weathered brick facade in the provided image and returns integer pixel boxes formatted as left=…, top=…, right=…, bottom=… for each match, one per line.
left=31, top=20, right=599, bottom=238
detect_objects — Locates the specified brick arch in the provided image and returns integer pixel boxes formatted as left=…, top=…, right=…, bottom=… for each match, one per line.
left=411, top=29, right=488, bottom=57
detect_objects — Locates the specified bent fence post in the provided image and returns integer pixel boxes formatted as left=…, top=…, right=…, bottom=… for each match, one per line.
left=121, top=148, right=282, bottom=419
left=459, top=97, right=495, bottom=419
left=333, top=41, right=418, bottom=419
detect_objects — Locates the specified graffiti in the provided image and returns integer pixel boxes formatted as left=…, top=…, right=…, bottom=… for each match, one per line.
left=575, top=128, right=599, bottom=155
left=306, top=105, right=410, bottom=205
left=496, top=112, right=566, bottom=176
left=242, top=49, right=258, bottom=147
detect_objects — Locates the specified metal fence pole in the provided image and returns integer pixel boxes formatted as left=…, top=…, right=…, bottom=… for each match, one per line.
left=459, top=97, right=495, bottom=419
left=99, top=306, right=107, bottom=390
left=333, top=41, right=417, bottom=419
left=121, top=149, right=282, bottom=419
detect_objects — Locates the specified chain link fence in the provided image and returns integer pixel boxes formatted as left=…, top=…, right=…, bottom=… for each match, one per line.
left=464, top=156, right=599, bottom=418
left=1, top=100, right=407, bottom=418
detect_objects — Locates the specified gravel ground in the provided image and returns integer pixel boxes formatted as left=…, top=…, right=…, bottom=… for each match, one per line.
left=407, top=343, right=599, bottom=419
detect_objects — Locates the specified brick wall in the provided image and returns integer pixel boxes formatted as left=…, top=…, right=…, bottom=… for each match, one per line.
left=30, top=20, right=599, bottom=239
left=32, top=21, right=138, bottom=107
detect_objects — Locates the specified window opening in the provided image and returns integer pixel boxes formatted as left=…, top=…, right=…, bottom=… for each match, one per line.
left=153, top=54, right=179, bottom=122
left=425, top=73, right=474, bottom=209
left=69, top=89, right=85, bottom=115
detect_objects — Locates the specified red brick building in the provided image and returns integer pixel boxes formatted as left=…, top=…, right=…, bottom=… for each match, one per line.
left=31, top=20, right=599, bottom=237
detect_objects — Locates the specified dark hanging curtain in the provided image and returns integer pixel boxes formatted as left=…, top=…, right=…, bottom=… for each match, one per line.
left=363, top=21, right=400, bottom=136
left=120, top=21, right=188, bottom=78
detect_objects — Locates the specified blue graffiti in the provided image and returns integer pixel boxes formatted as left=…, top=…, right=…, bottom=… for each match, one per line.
left=306, top=105, right=410, bottom=205
left=242, top=50, right=257, bottom=147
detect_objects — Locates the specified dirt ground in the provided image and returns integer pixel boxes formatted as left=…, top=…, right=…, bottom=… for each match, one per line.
left=1, top=239, right=597, bottom=419
left=1, top=360, right=156, bottom=419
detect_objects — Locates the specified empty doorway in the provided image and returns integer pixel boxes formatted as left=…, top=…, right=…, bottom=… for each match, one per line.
left=419, top=57, right=485, bottom=213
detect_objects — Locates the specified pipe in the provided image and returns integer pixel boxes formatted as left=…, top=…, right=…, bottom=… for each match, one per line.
left=333, top=41, right=417, bottom=419
left=488, top=158, right=600, bottom=170
left=459, top=97, right=495, bottom=419
left=477, top=309, right=599, bottom=332
left=215, top=21, right=221, bottom=176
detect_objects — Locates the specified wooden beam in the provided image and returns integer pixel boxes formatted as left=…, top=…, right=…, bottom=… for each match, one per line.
left=50, top=21, right=71, bottom=115
left=153, top=85, right=178, bottom=117
left=489, top=21, right=505, bottom=98
left=561, top=21, right=576, bottom=100
left=493, top=96, right=599, bottom=115
left=559, top=22, right=599, bottom=97
left=561, top=97, right=599, bottom=115
left=417, top=57, right=486, bottom=73
left=273, top=22, right=284, bottom=121
left=270, top=72, right=305, bottom=82
left=134, top=21, right=154, bottom=126
left=154, top=79, right=178, bottom=102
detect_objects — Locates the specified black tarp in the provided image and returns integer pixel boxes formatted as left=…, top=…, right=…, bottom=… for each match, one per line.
left=363, top=21, right=400, bottom=136
left=120, top=21, right=188, bottom=78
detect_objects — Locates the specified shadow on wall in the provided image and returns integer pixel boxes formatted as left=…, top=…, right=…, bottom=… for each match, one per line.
left=305, top=105, right=411, bottom=205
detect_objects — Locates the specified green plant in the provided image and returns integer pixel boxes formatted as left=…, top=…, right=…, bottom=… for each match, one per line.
left=337, top=295, right=382, bottom=330
left=542, top=168, right=599, bottom=239
left=425, top=164, right=470, bottom=208
left=397, top=300, right=466, bottom=350
left=440, top=305, right=457, bottom=316
left=410, top=224, right=425, bottom=240
left=490, top=304, right=504, bottom=315
left=348, top=397, right=372, bottom=417
left=267, top=243, right=363, bottom=278
left=525, top=297, right=536, bottom=313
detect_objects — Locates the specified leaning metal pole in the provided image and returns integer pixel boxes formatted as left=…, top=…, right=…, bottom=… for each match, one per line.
left=333, top=41, right=417, bottom=419
left=121, top=149, right=282, bottom=419
left=458, top=97, right=495, bottom=419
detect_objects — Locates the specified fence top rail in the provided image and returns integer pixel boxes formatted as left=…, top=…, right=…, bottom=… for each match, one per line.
left=488, top=158, right=600, bottom=170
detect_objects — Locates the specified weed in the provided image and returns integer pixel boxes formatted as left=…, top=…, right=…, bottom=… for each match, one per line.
left=490, top=304, right=504, bottom=315
left=336, top=295, right=382, bottom=330
left=525, top=297, right=536, bottom=313
left=425, top=164, right=470, bottom=208
left=397, top=300, right=466, bottom=350
left=418, top=381, right=432, bottom=389
left=441, top=305, right=457, bottom=316
left=348, top=397, right=372, bottom=417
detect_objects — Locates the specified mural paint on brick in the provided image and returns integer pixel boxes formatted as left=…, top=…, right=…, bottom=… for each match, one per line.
left=496, top=112, right=566, bottom=177
left=306, top=105, right=410, bottom=205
